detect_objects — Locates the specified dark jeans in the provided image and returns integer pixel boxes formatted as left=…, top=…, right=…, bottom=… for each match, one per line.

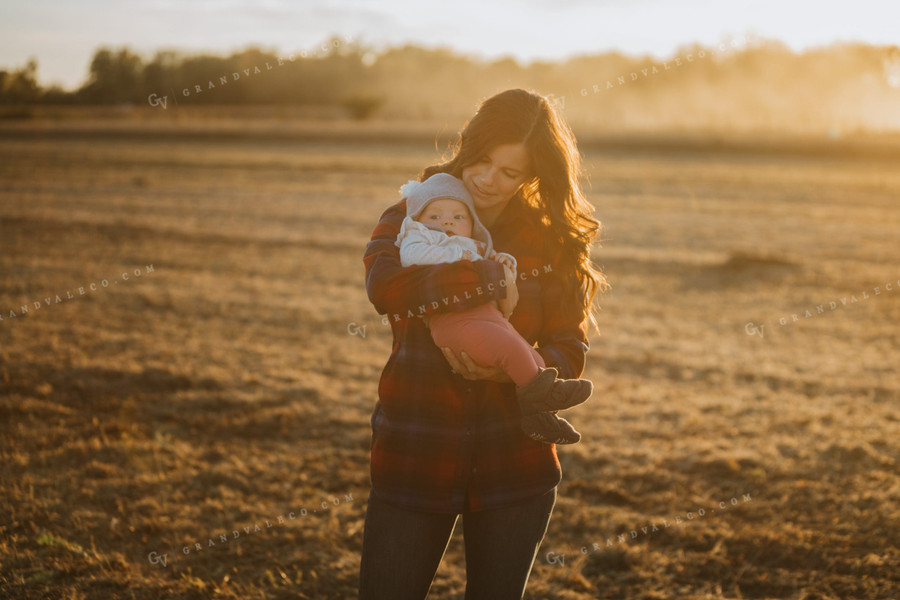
left=357, top=487, right=557, bottom=599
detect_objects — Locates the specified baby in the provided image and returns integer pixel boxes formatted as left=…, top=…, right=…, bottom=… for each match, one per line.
left=394, top=172, right=592, bottom=444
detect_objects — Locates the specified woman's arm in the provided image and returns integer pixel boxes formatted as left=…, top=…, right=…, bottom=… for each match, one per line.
left=535, top=268, right=590, bottom=380
left=364, top=201, right=507, bottom=319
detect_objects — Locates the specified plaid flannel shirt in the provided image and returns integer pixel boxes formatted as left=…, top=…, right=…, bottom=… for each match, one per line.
left=363, top=192, right=590, bottom=514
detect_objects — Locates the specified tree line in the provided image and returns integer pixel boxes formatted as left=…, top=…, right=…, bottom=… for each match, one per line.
left=2, top=36, right=899, bottom=132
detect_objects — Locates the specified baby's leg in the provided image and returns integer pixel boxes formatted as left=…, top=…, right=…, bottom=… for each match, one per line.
left=430, top=308, right=543, bottom=386
left=468, top=320, right=545, bottom=386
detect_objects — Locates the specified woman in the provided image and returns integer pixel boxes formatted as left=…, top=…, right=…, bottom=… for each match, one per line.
left=359, top=88, right=606, bottom=599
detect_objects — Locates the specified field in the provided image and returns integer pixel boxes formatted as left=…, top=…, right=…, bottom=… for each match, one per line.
left=1, top=116, right=899, bottom=599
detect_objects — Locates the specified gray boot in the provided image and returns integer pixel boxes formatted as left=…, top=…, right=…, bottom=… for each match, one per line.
left=516, top=366, right=592, bottom=445
left=516, top=367, right=593, bottom=414
left=522, top=411, right=582, bottom=445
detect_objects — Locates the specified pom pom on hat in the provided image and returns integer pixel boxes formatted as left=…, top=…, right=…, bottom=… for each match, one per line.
left=399, top=180, right=422, bottom=198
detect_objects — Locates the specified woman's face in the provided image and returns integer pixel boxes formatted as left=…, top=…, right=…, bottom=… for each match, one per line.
left=461, top=143, right=532, bottom=218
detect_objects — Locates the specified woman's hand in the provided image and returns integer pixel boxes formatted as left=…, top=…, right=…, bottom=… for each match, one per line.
left=496, top=264, right=519, bottom=318
left=441, top=347, right=512, bottom=383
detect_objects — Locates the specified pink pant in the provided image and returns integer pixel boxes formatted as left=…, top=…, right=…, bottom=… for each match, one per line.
left=428, top=302, right=545, bottom=386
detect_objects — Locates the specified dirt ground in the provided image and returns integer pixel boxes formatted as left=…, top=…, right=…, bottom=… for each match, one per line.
left=1, top=118, right=898, bottom=599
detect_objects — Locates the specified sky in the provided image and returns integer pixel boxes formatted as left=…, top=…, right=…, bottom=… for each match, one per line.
left=1, top=0, right=898, bottom=91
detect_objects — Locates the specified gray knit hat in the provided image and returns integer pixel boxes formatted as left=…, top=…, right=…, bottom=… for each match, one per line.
left=399, top=173, right=493, bottom=254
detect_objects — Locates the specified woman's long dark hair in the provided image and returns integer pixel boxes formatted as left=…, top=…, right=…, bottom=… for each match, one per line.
left=421, top=88, right=609, bottom=334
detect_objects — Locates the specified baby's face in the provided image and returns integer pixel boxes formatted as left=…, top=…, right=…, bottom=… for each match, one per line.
left=417, top=198, right=474, bottom=238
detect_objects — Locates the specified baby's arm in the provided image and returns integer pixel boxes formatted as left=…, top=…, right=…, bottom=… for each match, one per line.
left=400, top=236, right=468, bottom=267
left=396, top=220, right=472, bottom=267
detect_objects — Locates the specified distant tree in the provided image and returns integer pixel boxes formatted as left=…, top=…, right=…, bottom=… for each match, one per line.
left=341, top=93, right=385, bottom=119
left=40, top=84, right=77, bottom=105
left=178, top=52, right=243, bottom=103
left=0, top=58, right=41, bottom=104
left=142, top=50, right=181, bottom=99
left=80, top=47, right=144, bottom=104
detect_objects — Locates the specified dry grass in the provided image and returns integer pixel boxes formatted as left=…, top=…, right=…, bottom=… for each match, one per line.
left=1, top=118, right=898, bottom=599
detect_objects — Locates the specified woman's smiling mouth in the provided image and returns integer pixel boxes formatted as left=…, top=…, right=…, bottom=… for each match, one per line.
left=473, top=183, right=492, bottom=198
